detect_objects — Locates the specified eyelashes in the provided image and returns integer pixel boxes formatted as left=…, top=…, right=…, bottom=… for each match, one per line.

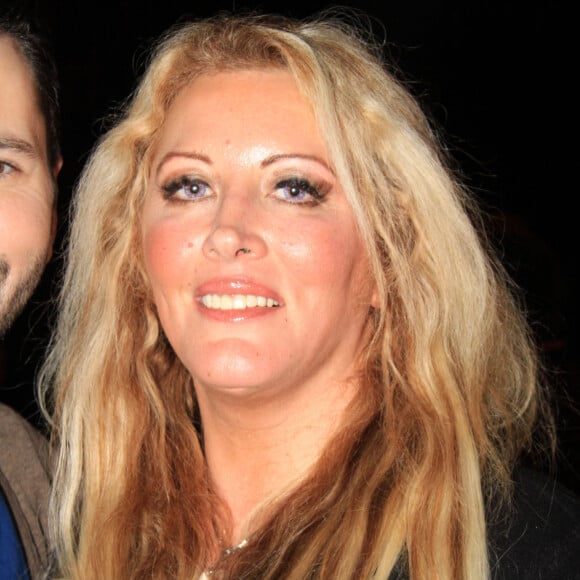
left=161, top=176, right=210, bottom=200
left=159, top=174, right=329, bottom=206
left=274, top=177, right=325, bottom=204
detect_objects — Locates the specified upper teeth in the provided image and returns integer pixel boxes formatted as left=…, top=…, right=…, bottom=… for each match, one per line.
left=201, top=294, right=280, bottom=310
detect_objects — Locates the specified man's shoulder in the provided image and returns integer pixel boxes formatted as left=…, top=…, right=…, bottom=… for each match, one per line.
left=0, top=402, right=38, bottom=431
left=0, top=403, right=52, bottom=577
left=0, top=402, right=50, bottom=480
left=489, top=467, right=580, bottom=579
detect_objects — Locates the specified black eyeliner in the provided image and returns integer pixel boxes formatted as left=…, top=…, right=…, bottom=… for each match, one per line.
left=161, top=176, right=187, bottom=199
left=276, top=177, right=324, bottom=201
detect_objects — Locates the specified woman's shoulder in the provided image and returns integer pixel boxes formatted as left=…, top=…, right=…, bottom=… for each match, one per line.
left=488, top=466, right=580, bottom=579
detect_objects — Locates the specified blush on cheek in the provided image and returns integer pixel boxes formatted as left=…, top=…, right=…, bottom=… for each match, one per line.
left=289, top=231, right=356, bottom=286
left=143, top=221, right=197, bottom=279
left=143, top=225, right=171, bottom=277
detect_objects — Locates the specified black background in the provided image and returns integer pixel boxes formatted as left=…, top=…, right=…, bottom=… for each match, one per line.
left=1, top=1, right=577, bottom=494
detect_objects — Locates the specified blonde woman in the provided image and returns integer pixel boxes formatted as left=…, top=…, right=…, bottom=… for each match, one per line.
left=41, top=12, right=580, bottom=579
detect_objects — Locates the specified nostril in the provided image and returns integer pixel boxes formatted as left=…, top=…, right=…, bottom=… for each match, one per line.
left=235, top=247, right=251, bottom=257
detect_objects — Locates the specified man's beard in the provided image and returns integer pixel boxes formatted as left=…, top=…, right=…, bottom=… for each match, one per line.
left=0, top=256, right=45, bottom=337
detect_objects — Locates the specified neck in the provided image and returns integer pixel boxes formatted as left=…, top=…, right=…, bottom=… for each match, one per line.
left=197, top=377, right=358, bottom=541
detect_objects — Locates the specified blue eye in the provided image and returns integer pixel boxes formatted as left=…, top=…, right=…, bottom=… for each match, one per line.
left=161, top=176, right=210, bottom=201
left=275, top=178, right=323, bottom=204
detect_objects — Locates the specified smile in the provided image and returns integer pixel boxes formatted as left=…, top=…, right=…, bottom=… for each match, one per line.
left=200, top=294, right=280, bottom=310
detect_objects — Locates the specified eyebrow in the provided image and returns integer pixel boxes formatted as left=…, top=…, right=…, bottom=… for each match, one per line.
left=261, top=153, right=333, bottom=173
left=0, top=136, right=37, bottom=158
left=156, top=151, right=212, bottom=171
left=155, top=151, right=334, bottom=175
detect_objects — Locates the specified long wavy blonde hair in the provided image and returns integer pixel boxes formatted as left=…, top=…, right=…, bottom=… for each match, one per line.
left=40, top=12, right=546, bottom=579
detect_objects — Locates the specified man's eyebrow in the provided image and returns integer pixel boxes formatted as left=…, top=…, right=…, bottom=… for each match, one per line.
left=0, top=136, right=37, bottom=157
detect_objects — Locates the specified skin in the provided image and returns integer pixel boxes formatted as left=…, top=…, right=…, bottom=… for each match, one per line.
left=0, top=36, right=59, bottom=336
left=141, top=69, right=376, bottom=537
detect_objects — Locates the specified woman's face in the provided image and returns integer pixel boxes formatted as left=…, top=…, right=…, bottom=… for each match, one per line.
left=142, top=69, right=376, bottom=401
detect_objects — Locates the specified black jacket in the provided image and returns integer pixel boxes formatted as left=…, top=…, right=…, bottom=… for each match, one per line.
left=488, top=467, right=580, bottom=579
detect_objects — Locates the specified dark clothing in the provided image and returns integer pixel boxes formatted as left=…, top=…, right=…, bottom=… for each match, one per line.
left=388, top=467, right=580, bottom=579
left=0, top=404, right=51, bottom=579
left=488, top=467, right=580, bottom=579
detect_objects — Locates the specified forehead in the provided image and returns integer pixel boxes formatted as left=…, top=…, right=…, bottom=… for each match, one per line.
left=0, top=35, right=46, bottom=158
left=157, top=69, right=322, bottom=149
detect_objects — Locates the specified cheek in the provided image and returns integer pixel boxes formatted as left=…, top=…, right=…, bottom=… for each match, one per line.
left=279, top=220, right=362, bottom=286
left=142, top=218, right=198, bottom=292
left=0, top=196, right=53, bottom=261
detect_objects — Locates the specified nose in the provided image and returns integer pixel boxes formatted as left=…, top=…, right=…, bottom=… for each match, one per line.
left=202, top=195, right=266, bottom=261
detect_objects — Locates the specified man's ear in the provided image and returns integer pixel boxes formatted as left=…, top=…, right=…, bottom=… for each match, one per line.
left=53, top=155, right=63, bottom=180
left=47, top=155, right=63, bottom=261
left=47, top=207, right=57, bottom=261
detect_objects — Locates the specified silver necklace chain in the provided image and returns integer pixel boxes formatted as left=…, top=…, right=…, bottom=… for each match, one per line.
left=205, top=537, right=249, bottom=576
